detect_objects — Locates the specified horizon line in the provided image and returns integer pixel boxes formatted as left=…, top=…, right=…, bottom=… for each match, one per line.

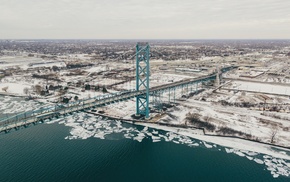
left=0, top=38, right=290, bottom=41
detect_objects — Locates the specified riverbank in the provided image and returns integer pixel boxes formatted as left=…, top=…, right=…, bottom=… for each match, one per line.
left=54, top=111, right=290, bottom=179
left=86, top=111, right=290, bottom=160
left=134, top=122, right=290, bottom=161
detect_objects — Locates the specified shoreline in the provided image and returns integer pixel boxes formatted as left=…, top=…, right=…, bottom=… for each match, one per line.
left=132, top=121, right=290, bottom=161
left=85, top=111, right=290, bottom=160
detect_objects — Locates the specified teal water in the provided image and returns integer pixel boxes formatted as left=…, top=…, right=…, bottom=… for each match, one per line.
left=0, top=123, right=289, bottom=182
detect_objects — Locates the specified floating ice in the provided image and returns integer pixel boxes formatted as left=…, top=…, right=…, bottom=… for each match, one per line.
left=263, top=155, right=272, bottom=159
left=133, top=132, right=146, bottom=142
left=246, top=156, right=253, bottom=160
left=153, top=139, right=161, bottom=143
left=245, top=151, right=258, bottom=156
left=44, top=111, right=290, bottom=179
left=273, top=174, right=279, bottom=178
left=152, top=130, right=158, bottom=135
left=225, top=148, right=234, bottom=153
left=254, top=158, right=264, bottom=165
left=152, top=136, right=161, bottom=140
left=235, top=151, right=246, bottom=157
left=203, top=142, right=213, bottom=149
left=189, top=143, right=199, bottom=147
left=173, top=140, right=180, bottom=144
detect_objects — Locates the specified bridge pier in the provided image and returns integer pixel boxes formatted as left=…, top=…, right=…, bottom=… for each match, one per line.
left=173, top=88, right=176, bottom=103
left=169, top=89, right=171, bottom=103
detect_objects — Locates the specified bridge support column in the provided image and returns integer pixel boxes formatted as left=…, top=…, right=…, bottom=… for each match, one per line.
left=174, top=88, right=176, bottom=103
left=168, top=89, right=171, bottom=103
left=136, top=42, right=150, bottom=119
left=181, top=85, right=184, bottom=97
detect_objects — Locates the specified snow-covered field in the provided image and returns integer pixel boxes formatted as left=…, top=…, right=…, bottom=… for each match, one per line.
left=228, top=81, right=290, bottom=95
left=176, top=99, right=290, bottom=147
left=262, top=76, right=290, bottom=84
left=0, top=96, right=41, bottom=115
left=205, top=90, right=290, bottom=105
left=0, top=83, right=30, bottom=95
left=0, top=76, right=52, bottom=96
left=0, top=56, right=65, bottom=70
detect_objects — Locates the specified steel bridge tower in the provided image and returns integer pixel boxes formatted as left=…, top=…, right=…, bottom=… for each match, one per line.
left=136, top=42, right=150, bottom=119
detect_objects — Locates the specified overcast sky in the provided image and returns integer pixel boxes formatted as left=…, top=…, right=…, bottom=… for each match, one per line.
left=0, top=0, right=289, bottom=39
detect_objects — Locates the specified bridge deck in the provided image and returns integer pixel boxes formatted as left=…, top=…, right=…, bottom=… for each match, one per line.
left=0, top=67, right=237, bottom=133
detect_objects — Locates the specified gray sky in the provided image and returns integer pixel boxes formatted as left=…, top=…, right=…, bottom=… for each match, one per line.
left=0, top=0, right=289, bottom=39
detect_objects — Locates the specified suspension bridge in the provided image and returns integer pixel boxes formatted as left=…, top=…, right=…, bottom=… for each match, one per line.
left=0, top=43, right=236, bottom=133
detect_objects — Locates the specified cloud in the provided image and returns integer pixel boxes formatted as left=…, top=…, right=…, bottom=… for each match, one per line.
left=0, top=0, right=289, bottom=39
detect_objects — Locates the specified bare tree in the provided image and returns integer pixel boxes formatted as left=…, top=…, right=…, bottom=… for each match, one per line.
left=23, top=87, right=29, bottom=95
left=270, top=126, right=278, bottom=143
left=34, top=84, right=42, bottom=95
left=203, top=115, right=211, bottom=122
left=2, top=86, right=8, bottom=92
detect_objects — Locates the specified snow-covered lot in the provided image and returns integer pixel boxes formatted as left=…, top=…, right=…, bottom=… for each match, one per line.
left=228, top=81, right=290, bottom=96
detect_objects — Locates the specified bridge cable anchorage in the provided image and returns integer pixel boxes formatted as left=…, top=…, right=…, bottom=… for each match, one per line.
left=135, top=42, right=150, bottom=119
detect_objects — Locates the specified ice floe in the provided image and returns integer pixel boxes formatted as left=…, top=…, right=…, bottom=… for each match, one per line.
left=254, top=158, right=264, bottom=164
left=45, top=112, right=290, bottom=179
left=203, top=141, right=213, bottom=148
left=235, top=151, right=246, bottom=157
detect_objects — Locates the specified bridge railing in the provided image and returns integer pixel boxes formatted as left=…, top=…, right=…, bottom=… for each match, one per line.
left=0, top=66, right=237, bottom=125
left=0, top=89, right=137, bottom=124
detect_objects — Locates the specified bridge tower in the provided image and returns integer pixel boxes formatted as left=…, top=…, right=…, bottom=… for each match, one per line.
left=136, top=42, right=150, bottom=119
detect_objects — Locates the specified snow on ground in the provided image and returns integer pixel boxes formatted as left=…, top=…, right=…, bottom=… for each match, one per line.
left=0, top=56, right=65, bottom=70
left=95, top=78, right=125, bottom=86
left=204, top=88, right=290, bottom=105
left=0, top=96, right=41, bottom=115
left=228, top=81, right=290, bottom=95
left=178, top=99, right=290, bottom=147
left=115, top=80, right=135, bottom=90
left=67, top=88, right=105, bottom=100
left=239, top=71, right=264, bottom=78
left=27, top=62, right=65, bottom=69
left=261, top=75, right=290, bottom=84
left=85, top=66, right=105, bottom=73
left=2, top=75, right=47, bottom=85
left=105, top=99, right=135, bottom=118
left=0, top=83, right=31, bottom=95
left=159, top=105, right=190, bottom=125
left=144, top=73, right=193, bottom=88
left=0, top=76, right=50, bottom=96
left=61, top=75, right=87, bottom=83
